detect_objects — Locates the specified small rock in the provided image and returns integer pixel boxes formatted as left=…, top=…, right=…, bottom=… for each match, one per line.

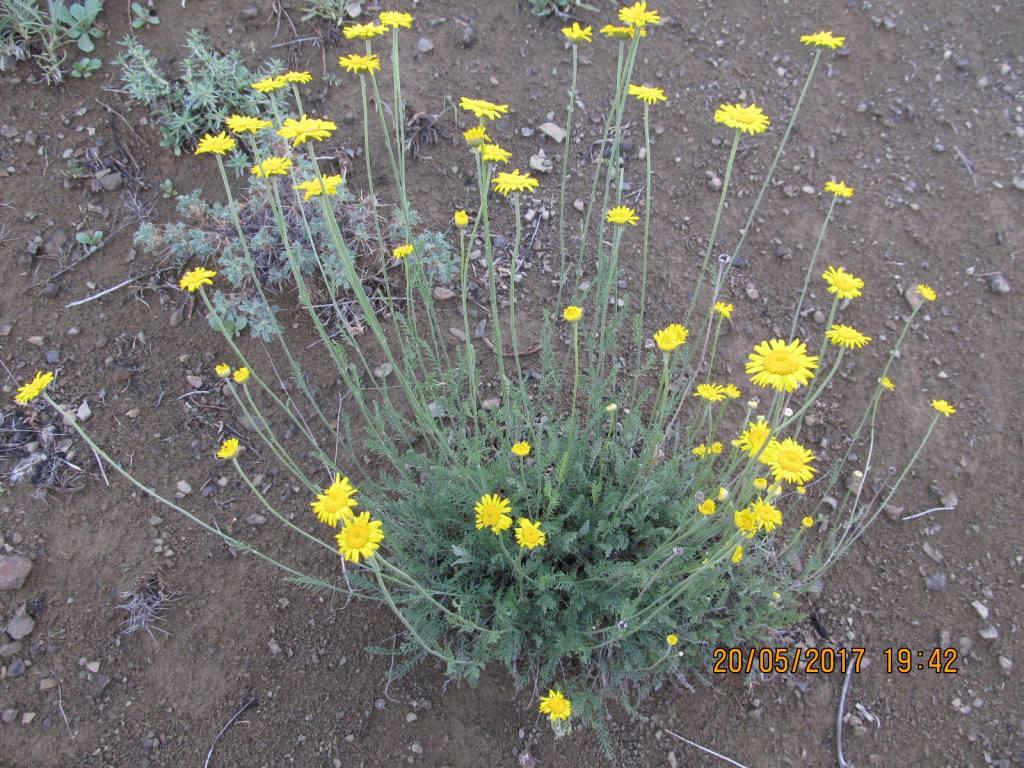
left=458, top=24, right=477, bottom=48
left=812, top=309, right=826, bottom=324
left=987, top=273, right=1011, bottom=294
left=1, top=709, right=16, bottom=724
left=76, top=400, right=92, bottom=422
left=427, top=401, right=447, bottom=418
left=245, top=514, right=267, bottom=526
left=175, top=480, right=192, bottom=496
left=997, top=655, right=1012, bottom=675
left=239, top=5, right=258, bottom=19
left=1012, top=174, right=1024, bottom=192
left=573, top=198, right=585, bottom=212
left=41, top=282, right=60, bottom=299
left=925, top=573, right=946, bottom=592
left=374, top=698, right=386, bottom=710
left=8, top=659, right=26, bottom=677
left=707, top=176, right=722, bottom=192
left=97, top=170, right=123, bottom=192
left=405, top=712, right=418, bottom=723
left=978, top=625, right=999, bottom=640
left=39, top=678, right=57, bottom=691
left=904, top=287, right=923, bottom=310
left=882, top=504, right=904, bottom=521
left=6, top=615, right=34, bottom=640
left=268, top=639, right=282, bottom=655
left=537, top=122, right=566, bottom=143
left=922, top=542, right=943, bottom=563
left=373, top=362, right=393, bottom=379
left=85, top=660, right=100, bottom=673
left=89, top=673, right=111, bottom=699
left=0, top=555, right=33, bottom=590
left=971, top=600, right=989, bottom=620
left=433, top=286, right=457, bottom=301
left=481, top=397, right=500, bottom=411
left=416, top=37, right=434, bottom=53
left=744, top=283, right=759, bottom=300
left=0, top=641, right=23, bottom=657
left=448, top=327, right=467, bottom=342
left=21, top=712, right=35, bottom=724
left=529, top=151, right=553, bottom=174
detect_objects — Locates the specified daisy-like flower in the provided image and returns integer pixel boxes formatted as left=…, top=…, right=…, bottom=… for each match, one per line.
left=627, top=84, right=667, bottom=105
left=722, top=383, right=741, bottom=399
left=880, top=376, right=895, bottom=392
left=14, top=370, right=53, bottom=405
left=293, top=175, right=344, bottom=201
left=825, top=180, right=854, bottom=198
left=692, top=443, right=722, bottom=458
left=216, top=438, right=240, bottom=460
left=338, top=53, right=381, bottom=74
left=753, top=477, right=768, bottom=491
left=563, top=305, right=583, bottom=322
left=802, top=516, right=815, bottom=528
left=511, top=441, right=531, bottom=457
left=606, top=403, right=618, bottom=413
left=606, top=205, right=639, bottom=225
left=492, top=169, right=539, bottom=196
left=745, top=338, right=819, bottom=392
left=826, top=324, right=872, bottom=350
left=336, top=511, right=384, bottom=563
left=515, top=518, right=546, bottom=549
left=251, top=157, right=292, bottom=178
left=454, top=210, right=470, bottom=228
left=278, top=116, right=338, bottom=146
left=713, top=301, right=734, bottom=319
left=699, top=499, right=717, bottom=516
left=282, top=70, right=313, bottom=83
left=800, top=31, right=846, bottom=49
left=225, top=115, right=273, bottom=134
left=343, top=22, right=388, bottom=39
left=378, top=10, right=413, bottom=29
left=653, top=323, right=688, bottom=352
left=179, top=266, right=217, bottom=292
left=733, top=417, right=772, bottom=457
left=695, top=383, right=727, bottom=402
left=463, top=124, right=489, bottom=147
left=232, top=367, right=250, bottom=384
left=762, top=438, right=816, bottom=485
left=916, top=283, right=937, bottom=302
left=714, top=103, right=770, bottom=135
left=821, top=265, right=864, bottom=299
left=600, top=24, right=641, bottom=39
left=475, top=493, right=512, bottom=534
left=619, top=1, right=660, bottom=27
left=393, top=244, right=414, bottom=260
left=194, top=132, right=236, bottom=156
left=459, top=97, right=509, bottom=122
left=480, top=144, right=511, bottom=164
left=312, top=474, right=359, bottom=527
left=251, top=75, right=288, bottom=93
left=931, top=399, right=956, bottom=417
left=539, top=690, right=571, bottom=722
left=731, top=545, right=744, bottom=564
left=750, top=497, right=783, bottom=532
left=215, top=363, right=231, bottom=378
left=666, top=633, right=679, bottom=646
left=561, top=22, right=592, bottom=43
left=734, top=508, right=758, bottom=538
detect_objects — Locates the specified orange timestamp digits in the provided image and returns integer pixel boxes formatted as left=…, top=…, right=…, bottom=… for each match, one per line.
left=711, top=646, right=865, bottom=675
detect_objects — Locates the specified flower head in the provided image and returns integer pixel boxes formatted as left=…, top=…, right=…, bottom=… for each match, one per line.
left=336, top=512, right=384, bottom=563
left=731, top=545, right=744, bottom=564
left=215, top=363, right=231, bottom=378
left=282, top=70, right=313, bottom=83
left=750, top=497, right=783, bottom=532
left=225, top=115, right=273, bottom=135
left=561, top=22, right=592, bottom=43
left=606, top=205, right=639, bottom=226
left=492, top=169, right=539, bottom=196
left=563, top=305, right=583, bottom=323
left=802, top=516, right=815, bottom=528
left=338, top=53, right=381, bottom=74
left=277, top=116, right=337, bottom=146
left=821, top=265, right=864, bottom=299
left=393, top=243, right=414, bottom=260
left=762, top=438, right=816, bottom=485
left=312, top=475, right=359, bottom=527
left=916, top=284, right=937, bottom=302
left=745, top=338, right=819, bottom=392
left=179, top=267, right=217, bottom=292
left=666, top=633, right=679, bottom=646
left=714, top=103, right=770, bottom=135
left=463, top=124, right=489, bottom=147
left=880, top=376, right=895, bottom=392
left=480, top=144, right=512, bottom=164
left=753, top=477, right=768, bottom=491
left=699, top=499, right=717, bottom=516
left=600, top=24, right=641, bottom=39
left=251, top=76, right=287, bottom=93
left=454, top=210, right=470, bottom=229
left=378, top=10, right=413, bottom=29
left=627, top=84, right=667, bottom=105
left=539, top=690, right=571, bottom=722
left=713, top=301, right=734, bottom=319
left=826, top=324, right=871, bottom=350
left=217, top=438, right=240, bottom=460
left=251, top=156, right=293, bottom=178
left=801, top=31, right=846, bottom=49
left=931, top=399, right=956, bottom=417
left=515, top=517, right=546, bottom=549
left=511, top=441, right=531, bottom=457
left=695, top=383, right=727, bottom=402
left=733, top=417, right=772, bottom=457
left=293, top=175, right=344, bottom=201
left=619, top=1, right=661, bottom=27
left=459, top=97, right=509, bottom=122
left=343, top=22, right=388, bottom=39
left=722, top=383, right=741, bottom=399
left=475, top=493, right=512, bottom=534
left=653, top=323, right=688, bottom=353
left=195, top=132, right=236, bottom=156
left=825, top=180, right=854, bottom=198
left=232, top=367, right=250, bottom=384
left=692, top=442, right=723, bottom=458
left=14, top=370, right=53, bottom=405
left=734, top=508, right=758, bottom=538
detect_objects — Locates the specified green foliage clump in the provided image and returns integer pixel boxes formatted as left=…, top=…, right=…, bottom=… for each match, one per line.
left=0, top=0, right=104, bottom=82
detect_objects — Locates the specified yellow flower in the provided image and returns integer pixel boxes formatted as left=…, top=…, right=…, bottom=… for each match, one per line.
left=825, top=180, right=854, bottom=198
left=463, top=124, right=489, bottom=147
left=459, top=97, right=509, bottom=122
left=627, top=84, right=667, bottom=105
left=480, top=144, right=512, bottom=164
left=734, top=508, right=758, bottom=538
left=251, top=156, right=292, bottom=178
left=336, top=512, right=384, bottom=563
left=563, top=305, right=583, bottom=323
left=750, top=497, right=783, bottom=533
left=653, top=323, right=688, bottom=352
left=215, top=363, right=231, bottom=378
left=733, top=417, right=772, bottom=457
left=762, top=438, right=816, bottom=485
left=515, top=517, right=546, bottom=549
left=796, top=485, right=807, bottom=496
left=698, top=499, right=717, bottom=516
left=600, top=24, right=641, bottom=39
left=251, top=75, right=288, bottom=93
left=692, top=443, right=714, bottom=458
left=717, top=487, right=729, bottom=501
left=722, top=383, right=741, bottom=399
left=378, top=10, right=413, bottom=29
left=801, top=31, right=846, bottom=49
left=916, top=283, right=937, bottom=302
left=931, top=399, right=956, bottom=417
left=714, top=103, right=770, bottom=135
left=745, top=338, right=819, bottom=392
left=454, top=210, right=470, bottom=228
left=14, top=370, right=54, bottom=405
left=278, top=116, right=337, bottom=146
left=880, top=376, right=895, bottom=392
left=225, top=115, right=273, bottom=135
left=713, top=301, right=734, bottom=319
left=666, top=633, right=679, bottom=646
left=293, top=175, right=344, bottom=201
left=194, top=132, right=236, bottom=156
left=695, top=383, right=727, bottom=402
left=343, top=22, right=388, bottom=39
left=802, top=516, right=815, bottom=528
left=511, top=441, right=531, bottom=457
left=282, top=70, right=313, bottom=83
left=606, top=205, right=639, bottom=225
left=731, top=545, right=744, bottom=564
left=753, top=477, right=768, bottom=491
left=475, top=493, right=512, bottom=534
left=826, top=324, right=872, bottom=350
left=605, top=403, right=618, bottom=413
left=822, top=265, right=864, bottom=299
left=232, top=367, right=250, bottom=384
left=393, top=243, right=414, bottom=260
left=179, top=266, right=217, bottom=292
left=561, top=22, right=592, bottom=43
left=492, top=169, right=539, bottom=196
left=539, top=690, right=571, bottom=722
left=312, top=475, right=359, bottom=527
left=216, top=438, right=240, bottom=460
left=619, top=1, right=661, bottom=27
left=338, top=53, right=382, bottom=74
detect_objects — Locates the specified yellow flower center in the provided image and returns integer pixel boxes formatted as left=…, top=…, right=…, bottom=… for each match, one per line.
left=343, top=520, right=371, bottom=549
left=762, top=348, right=800, bottom=375
left=774, top=446, right=805, bottom=472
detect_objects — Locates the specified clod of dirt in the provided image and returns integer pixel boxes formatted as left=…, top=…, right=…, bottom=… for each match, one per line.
left=0, top=555, right=33, bottom=590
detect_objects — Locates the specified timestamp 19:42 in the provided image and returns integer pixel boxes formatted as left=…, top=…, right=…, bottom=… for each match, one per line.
left=710, top=646, right=959, bottom=675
